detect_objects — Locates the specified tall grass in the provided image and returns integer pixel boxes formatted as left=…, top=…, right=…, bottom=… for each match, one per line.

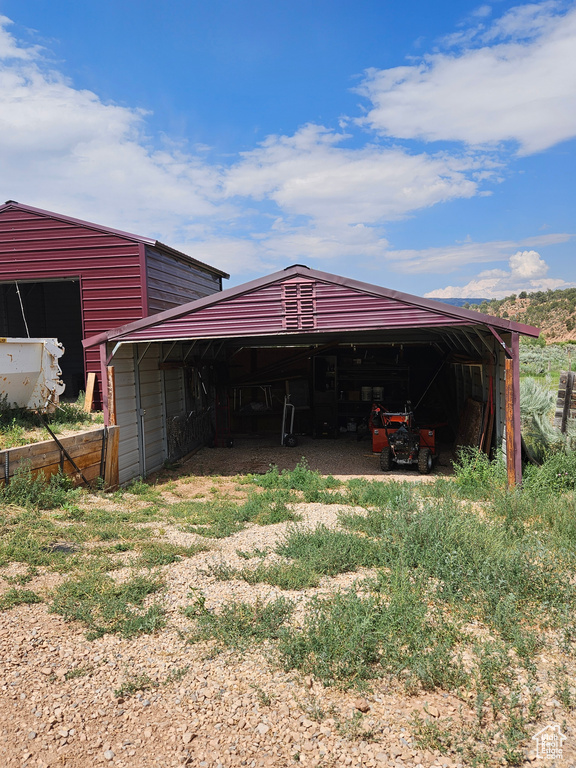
left=278, top=566, right=464, bottom=690
left=1, top=463, right=76, bottom=510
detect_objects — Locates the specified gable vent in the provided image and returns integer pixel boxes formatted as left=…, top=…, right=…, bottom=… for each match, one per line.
left=282, top=281, right=316, bottom=330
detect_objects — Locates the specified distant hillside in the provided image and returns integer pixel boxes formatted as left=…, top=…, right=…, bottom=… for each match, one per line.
left=434, top=297, right=489, bottom=307
left=466, top=287, right=576, bottom=343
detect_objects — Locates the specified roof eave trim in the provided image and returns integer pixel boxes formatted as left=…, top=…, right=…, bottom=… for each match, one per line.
left=0, top=201, right=157, bottom=245
left=152, top=241, right=229, bottom=278
left=82, top=264, right=541, bottom=348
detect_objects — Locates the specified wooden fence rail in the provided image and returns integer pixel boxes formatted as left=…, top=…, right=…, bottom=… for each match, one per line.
left=0, top=425, right=119, bottom=490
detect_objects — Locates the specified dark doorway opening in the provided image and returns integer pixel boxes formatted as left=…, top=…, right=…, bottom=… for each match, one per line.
left=0, top=279, right=84, bottom=398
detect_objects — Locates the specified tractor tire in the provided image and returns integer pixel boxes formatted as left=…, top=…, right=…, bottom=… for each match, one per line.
left=418, top=447, right=433, bottom=474
left=380, top=447, right=392, bottom=472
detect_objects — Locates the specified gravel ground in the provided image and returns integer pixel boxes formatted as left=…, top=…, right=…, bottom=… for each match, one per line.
left=176, top=434, right=455, bottom=481
left=1, top=443, right=574, bottom=768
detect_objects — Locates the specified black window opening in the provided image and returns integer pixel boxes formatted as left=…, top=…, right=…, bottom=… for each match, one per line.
left=0, top=280, right=85, bottom=399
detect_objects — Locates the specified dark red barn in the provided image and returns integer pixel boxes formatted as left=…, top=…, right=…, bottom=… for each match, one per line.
left=0, top=201, right=227, bottom=398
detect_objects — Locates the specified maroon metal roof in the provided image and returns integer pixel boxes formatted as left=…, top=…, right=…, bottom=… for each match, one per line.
left=0, top=201, right=227, bottom=387
left=0, top=201, right=229, bottom=279
left=83, top=265, right=540, bottom=348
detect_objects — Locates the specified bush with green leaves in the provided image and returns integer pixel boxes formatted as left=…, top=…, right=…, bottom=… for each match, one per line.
left=1, top=463, right=75, bottom=510
left=523, top=450, right=576, bottom=495
left=452, top=447, right=506, bottom=499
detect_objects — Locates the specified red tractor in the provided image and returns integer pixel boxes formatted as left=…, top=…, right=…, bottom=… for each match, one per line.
left=370, top=403, right=435, bottom=474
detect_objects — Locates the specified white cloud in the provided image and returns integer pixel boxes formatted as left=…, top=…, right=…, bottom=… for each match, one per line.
left=0, top=8, right=572, bottom=289
left=357, top=3, right=576, bottom=154
left=0, top=18, right=231, bottom=244
left=0, top=16, right=40, bottom=60
left=382, top=233, right=574, bottom=274
left=225, top=124, right=481, bottom=225
left=0, top=17, right=492, bottom=275
left=425, top=250, right=574, bottom=298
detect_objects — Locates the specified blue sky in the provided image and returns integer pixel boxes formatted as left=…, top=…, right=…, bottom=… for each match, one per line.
left=0, top=0, right=574, bottom=298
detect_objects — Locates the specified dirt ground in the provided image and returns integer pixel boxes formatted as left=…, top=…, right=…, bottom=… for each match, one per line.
left=171, top=434, right=455, bottom=482
left=1, top=441, right=573, bottom=768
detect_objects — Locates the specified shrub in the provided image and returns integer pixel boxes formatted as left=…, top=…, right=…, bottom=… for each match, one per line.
left=452, top=447, right=506, bottom=498
left=276, top=524, right=382, bottom=576
left=50, top=572, right=165, bottom=640
left=278, top=568, right=463, bottom=690
left=1, top=463, right=75, bottom=510
left=523, top=450, right=576, bottom=495
left=187, top=597, right=293, bottom=649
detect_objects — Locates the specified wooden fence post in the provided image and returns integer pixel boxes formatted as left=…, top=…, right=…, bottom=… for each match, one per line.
left=84, top=372, right=96, bottom=412
left=106, top=366, right=117, bottom=427
left=104, top=426, right=120, bottom=490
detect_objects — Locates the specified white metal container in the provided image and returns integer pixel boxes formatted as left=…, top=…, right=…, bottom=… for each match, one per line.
left=0, top=338, right=65, bottom=411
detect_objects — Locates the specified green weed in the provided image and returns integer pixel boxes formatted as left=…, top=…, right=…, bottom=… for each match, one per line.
left=49, top=572, right=165, bottom=640
left=340, top=494, right=576, bottom=653
left=2, top=565, right=39, bottom=584
left=0, top=587, right=42, bottom=610
left=114, top=673, right=158, bottom=698
left=410, top=713, right=453, bottom=753
left=236, top=547, right=270, bottom=559
left=276, top=524, right=382, bottom=576
left=334, top=711, right=376, bottom=741
left=278, top=568, right=463, bottom=690
left=164, top=665, right=190, bottom=685
left=186, top=597, right=293, bottom=649
left=209, top=560, right=320, bottom=590
left=135, top=541, right=208, bottom=567
left=1, top=463, right=76, bottom=510
left=452, top=447, right=507, bottom=499
left=238, top=488, right=302, bottom=525
left=252, top=460, right=340, bottom=494
left=64, top=666, right=94, bottom=681
left=343, top=478, right=417, bottom=510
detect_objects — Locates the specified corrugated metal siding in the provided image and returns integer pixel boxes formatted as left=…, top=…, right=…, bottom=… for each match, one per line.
left=164, top=368, right=185, bottom=419
left=314, top=284, right=466, bottom=330
left=112, top=346, right=141, bottom=485
left=137, top=346, right=165, bottom=475
left=0, top=208, right=145, bottom=384
left=146, top=246, right=221, bottom=313
left=122, top=280, right=466, bottom=342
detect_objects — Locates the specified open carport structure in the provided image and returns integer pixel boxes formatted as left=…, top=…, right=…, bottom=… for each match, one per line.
left=83, top=265, right=539, bottom=486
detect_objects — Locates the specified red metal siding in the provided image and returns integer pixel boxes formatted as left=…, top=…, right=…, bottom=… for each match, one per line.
left=314, top=283, right=464, bottom=330
left=0, top=208, right=145, bottom=382
left=121, top=278, right=466, bottom=342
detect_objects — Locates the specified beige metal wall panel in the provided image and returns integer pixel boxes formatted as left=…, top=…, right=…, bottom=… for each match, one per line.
left=112, top=345, right=140, bottom=485
left=164, top=368, right=185, bottom=419
left=138, top=345, right=165, bottom=475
